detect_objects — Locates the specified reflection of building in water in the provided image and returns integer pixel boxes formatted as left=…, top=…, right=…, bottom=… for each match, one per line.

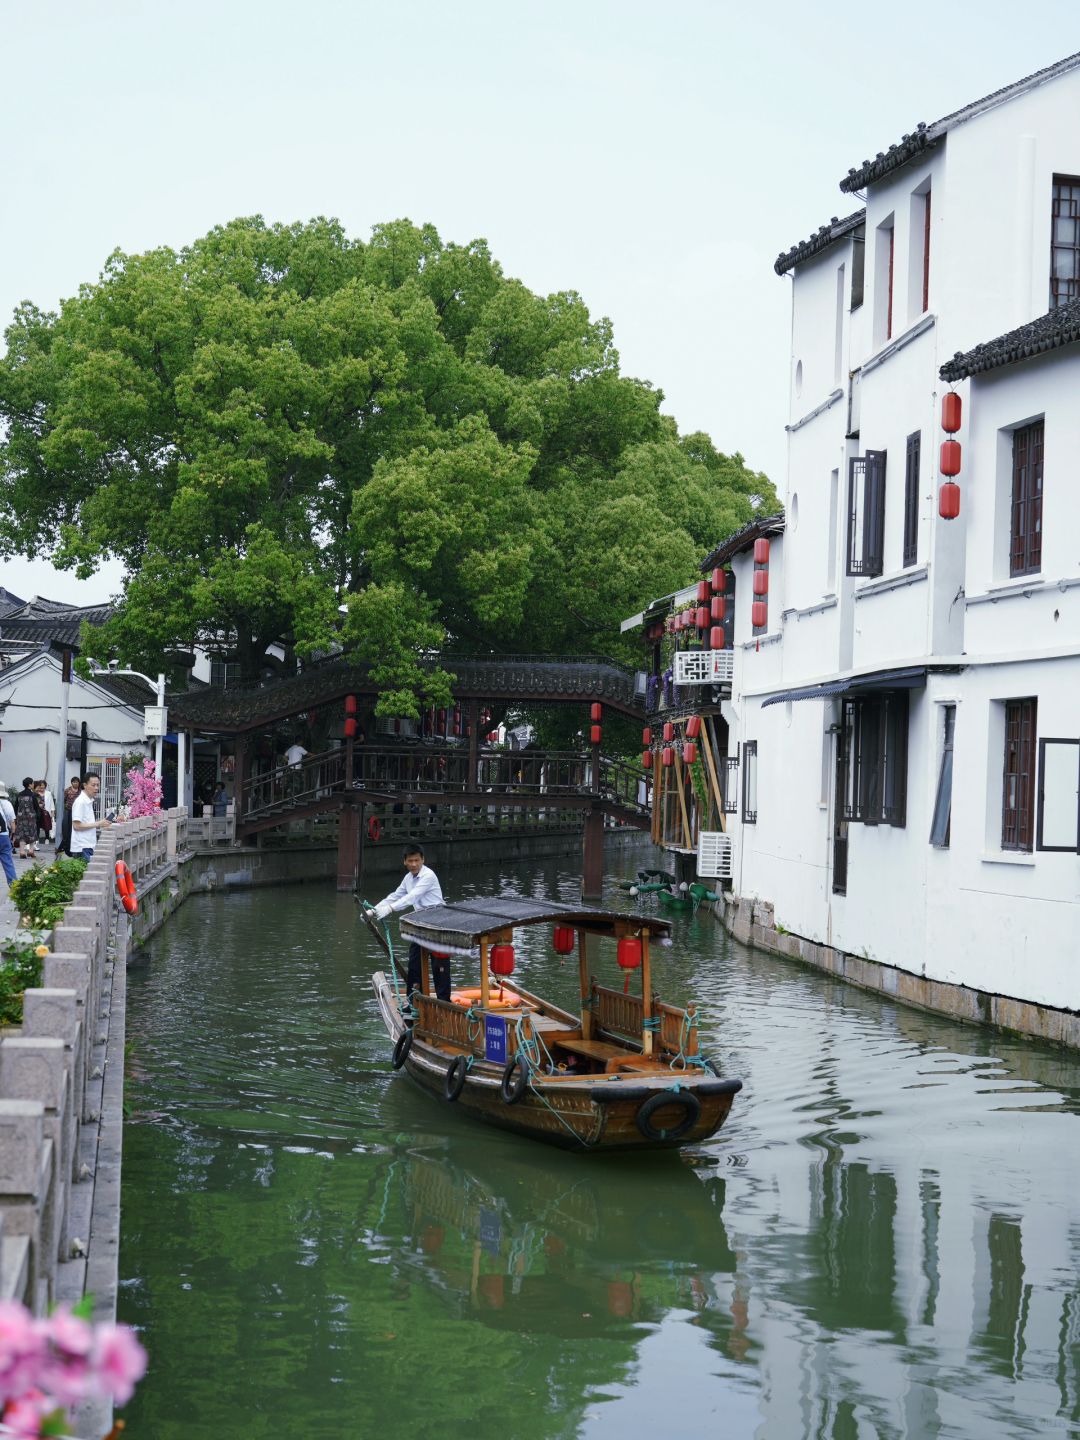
left=729, top=1007, right=1080, bottom=1436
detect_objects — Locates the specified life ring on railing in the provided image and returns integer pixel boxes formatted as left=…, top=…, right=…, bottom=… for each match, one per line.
left=114, top=862, right=138, bottom=916
left=367, top=816, right=382, bottom=844
left=450, top=988, right=522, bottom=1010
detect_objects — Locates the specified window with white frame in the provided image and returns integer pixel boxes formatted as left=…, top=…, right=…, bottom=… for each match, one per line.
left=1037, top=737, right=1079, bottom=852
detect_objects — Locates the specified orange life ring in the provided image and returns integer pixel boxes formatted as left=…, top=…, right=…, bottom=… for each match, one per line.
left=114, top=861, right=134, bottom=901
left=366, top=816, right=381, bottom=843
left=122, top=891, right=138, bottom=916
left=450, top=988, right=522, bottom=1010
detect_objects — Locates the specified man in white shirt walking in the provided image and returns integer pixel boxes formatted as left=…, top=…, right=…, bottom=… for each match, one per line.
left=71, top=774, right=112, bottom=863
left=372, top=844, right=448, bottom=1001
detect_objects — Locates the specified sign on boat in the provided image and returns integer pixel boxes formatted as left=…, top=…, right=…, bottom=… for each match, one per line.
left=364, top=897, right=742, bottom=1151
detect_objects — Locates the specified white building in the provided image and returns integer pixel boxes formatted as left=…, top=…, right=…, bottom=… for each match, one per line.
left=717, top=51, right=1080, bottom=1036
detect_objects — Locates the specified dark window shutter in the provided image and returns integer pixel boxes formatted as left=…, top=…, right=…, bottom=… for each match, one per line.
left=864, top=450, right=887, bottom=578
left=903, top=433, right=920, bottom=567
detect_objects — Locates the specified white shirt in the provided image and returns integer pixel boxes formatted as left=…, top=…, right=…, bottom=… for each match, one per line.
left=0, top=797, right=14, bottom=831
left=284, top=744, right=308, bottom=767
left=381, top=865, right=444, bottom=914
left=71, top=792, right=98, bottom=854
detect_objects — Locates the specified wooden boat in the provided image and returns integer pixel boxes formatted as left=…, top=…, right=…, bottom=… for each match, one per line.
left=364, top=897, right=742, bottom=1152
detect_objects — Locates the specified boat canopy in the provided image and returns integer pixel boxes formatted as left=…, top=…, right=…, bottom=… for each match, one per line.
left=400, top=898, right=671, bottom=956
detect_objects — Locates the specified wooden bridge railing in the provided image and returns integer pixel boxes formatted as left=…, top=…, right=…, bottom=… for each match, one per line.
left=240, top=745, right=650, bottom=825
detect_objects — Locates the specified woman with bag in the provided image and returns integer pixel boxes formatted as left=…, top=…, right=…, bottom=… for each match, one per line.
left=13, top=777, right=41, bottom=858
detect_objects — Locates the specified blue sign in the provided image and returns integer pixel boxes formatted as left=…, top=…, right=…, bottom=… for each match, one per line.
left=478, top=1206, right=502, bottom=1255
left=485, top=1014, right=508, bottom=1064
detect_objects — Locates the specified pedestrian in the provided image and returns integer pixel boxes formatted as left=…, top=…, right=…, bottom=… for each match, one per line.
left=371, top=844, right=448, bottom=1002
left=0, top=782, right=16, bottom=889
left=70, top=773, right=112, bottom=863
left=34, top=780, right=53, bottom=843
left=13, top=777, right=41, bottom=858
left=212, top=781, right=228, bottom=817
left=58, top=776, right=81, bottom=857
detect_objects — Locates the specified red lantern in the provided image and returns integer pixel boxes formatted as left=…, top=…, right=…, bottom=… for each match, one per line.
left=711, top=566, right=725, bottom=592
left=553, top=926, right=576, bottom=954
left=711, top=626, right=725, bottom=650
left=641, top=750, right=653, bottom=768
left=938, top=482, right=961, bottom=519
left=590, top=724, right=602, bottom=745
left=711, top=595, right=726, bottom=622
left=590, top=703, right=602, bottom=722
left=617, top=936, right=642, bottom=971
left=686, top=715, right=702, bottom=739
left=662, top=747, right=674, bottom=767
left=753, top=570, right=769, bottom=596
left=694, top=606, right=707, bottom=629
left=683, top=741, right=698, bottom=764
left=754, top=537, right=770, bottom=564
left=641, top=727, right=652, bottom=746
left=941, top=392, right=962, bottom=433
left=344, top=717, right=357, bottom=739
left=344, top=695, right=357, bottom=715
left=696, top=580, right=710, bottom=603
left=490, top=943, right=515, bottom=977
left=940, top=439, right=961, bottom=476
left=662, top=722, right=674, bottom=742
left=752, top=600, right=768, bottom=629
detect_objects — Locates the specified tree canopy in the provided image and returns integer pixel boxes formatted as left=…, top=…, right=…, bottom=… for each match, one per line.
left=0, top=216, right=776, bottom=710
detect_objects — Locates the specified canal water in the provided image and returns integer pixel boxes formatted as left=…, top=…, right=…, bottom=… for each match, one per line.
left=118, top=849, right=1080, bottom=1440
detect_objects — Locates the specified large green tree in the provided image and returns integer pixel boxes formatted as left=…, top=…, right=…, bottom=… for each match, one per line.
left=0, top=216, right=775, bottom=709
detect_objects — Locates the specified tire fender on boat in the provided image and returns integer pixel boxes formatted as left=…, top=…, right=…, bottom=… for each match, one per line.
left=500, top=1054, right=528, bottom=1105
left=634, top=1088, right=701, bottom=1143
left=444, top=1054, right=468, bottom=1102
left=392, top=1027, right=413, bottom=1070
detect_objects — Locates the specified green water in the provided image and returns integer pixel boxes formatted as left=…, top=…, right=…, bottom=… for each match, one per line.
left=118, top=851, right=1080, bottom=1439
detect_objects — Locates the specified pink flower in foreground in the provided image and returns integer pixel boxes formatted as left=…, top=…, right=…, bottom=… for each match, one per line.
left=2, top=1388, right=52, bottom=1438
left=0, top=1303, right=46, bottom=1400
left=43, top=1308, right=93, bottom=1358
left=92, top=1324, right=147, bottom=1406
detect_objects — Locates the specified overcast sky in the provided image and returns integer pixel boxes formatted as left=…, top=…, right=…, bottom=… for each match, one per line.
left=3, top=0, right=1078, bottom=606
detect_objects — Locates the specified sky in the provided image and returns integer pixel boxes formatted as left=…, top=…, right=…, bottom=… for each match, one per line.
left=3, top=0, right=1079, bottom=606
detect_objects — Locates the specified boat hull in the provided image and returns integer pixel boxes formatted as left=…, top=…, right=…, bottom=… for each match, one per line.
left=373, top=972, right=741, bottom=1153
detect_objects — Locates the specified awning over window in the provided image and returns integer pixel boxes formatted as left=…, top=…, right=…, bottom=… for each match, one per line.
left=760, top=665, right=928, bottom=708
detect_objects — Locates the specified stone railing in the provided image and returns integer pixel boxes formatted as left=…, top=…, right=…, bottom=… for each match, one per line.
left=0, top=807, right=189, bottom=1320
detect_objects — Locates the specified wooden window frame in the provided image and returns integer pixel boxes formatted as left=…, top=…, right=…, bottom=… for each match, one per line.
left=846, top=450, right=887, bottom=578
left=1001, top=698, right=1037, bottom=852
left=741, top=741, right=758, bottom=825
left=1009, top=421, right=1043, bottom=578
left=1050, top=174, right=1080, bottom=309
left=840, top=692, right=909, bottom=829
left=922, top=190, right=931, bottom=313
left=903, top=432, right=920, bottom=568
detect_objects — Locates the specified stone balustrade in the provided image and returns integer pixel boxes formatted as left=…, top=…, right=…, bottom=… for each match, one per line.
left=0, top=806, right=188, bottom=1317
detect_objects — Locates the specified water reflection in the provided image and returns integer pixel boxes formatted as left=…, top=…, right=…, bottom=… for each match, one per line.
left=118, top=855, right=1080, bottom=1439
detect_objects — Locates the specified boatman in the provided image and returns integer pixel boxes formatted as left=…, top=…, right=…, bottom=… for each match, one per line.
left=372, top=844, right=448, bottom=1003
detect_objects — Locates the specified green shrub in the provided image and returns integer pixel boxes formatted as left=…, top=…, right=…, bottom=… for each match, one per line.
left=8, top=855, right=88, bottom=928
left=0, top=940, right=47, bottom=1026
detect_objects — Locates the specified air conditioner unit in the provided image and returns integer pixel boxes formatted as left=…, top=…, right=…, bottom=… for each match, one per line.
left=698, top=830, right=733, bottom=881
left=675, top=650, right=734, bottom=686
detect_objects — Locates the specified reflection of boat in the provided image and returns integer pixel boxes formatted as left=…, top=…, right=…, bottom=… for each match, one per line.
left=365, top=898, right=742, bottom=1152
left=396, top=1142, right=736, bottom=1332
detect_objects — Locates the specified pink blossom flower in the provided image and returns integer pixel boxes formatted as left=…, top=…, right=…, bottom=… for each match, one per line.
left=91, top=1324, right=147, bottom=1406
left=43, top=1308, right=93, bottom=1358
left=2, top=1388, right=52, bottom=1438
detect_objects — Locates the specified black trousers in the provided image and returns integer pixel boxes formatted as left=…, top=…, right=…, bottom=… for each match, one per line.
left=406, top=942, right=451, bottom=1003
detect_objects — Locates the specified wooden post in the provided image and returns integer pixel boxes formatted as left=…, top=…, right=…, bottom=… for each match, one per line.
left=578, top=930, right=593, bottom=1040
left=701, top=716, right=727, bottom=832
left=233, top=735, right=247, bottom=825
left=672, top=750, right=694, bottom=851
left=336, top=801, right=359, bottom=891
left=479, top=938, right=490, bottom=1010
left=467, top=700, right=480, bottom=791
left=582, top=807, right=604, bottom=900
left=641, top=931, right=653, bottom=1056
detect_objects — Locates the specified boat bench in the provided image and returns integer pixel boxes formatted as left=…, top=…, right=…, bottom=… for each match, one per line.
left=556, top=1039, right=639, bottom=1073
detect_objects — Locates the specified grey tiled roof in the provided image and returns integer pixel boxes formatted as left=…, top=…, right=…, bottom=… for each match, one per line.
left=701, top=513, right=786, bottom=572
left=774, top=209, right=864, bottom=277
left=0, top=603, right=115, bottom=649
left=939, top=299, right=1080, bottom=381
left=839, top=50, right=1080, bottom=193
